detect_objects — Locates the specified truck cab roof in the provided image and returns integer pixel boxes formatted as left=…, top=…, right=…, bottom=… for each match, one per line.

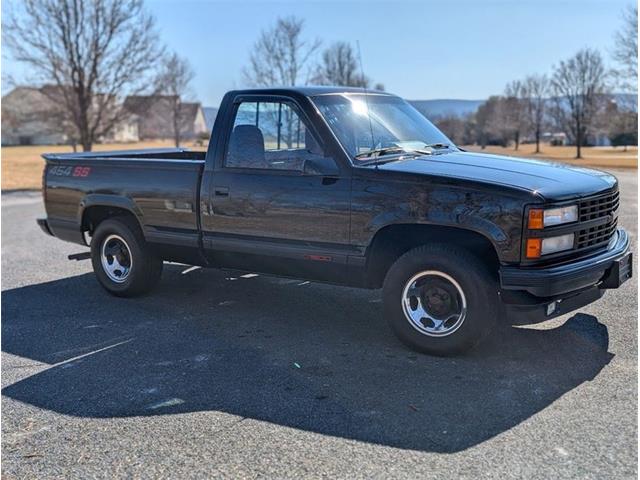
left=228, top=86, right=392, bottom=98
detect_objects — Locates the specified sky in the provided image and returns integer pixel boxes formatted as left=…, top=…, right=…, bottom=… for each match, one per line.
left=2, top=0, right=634, bottom=107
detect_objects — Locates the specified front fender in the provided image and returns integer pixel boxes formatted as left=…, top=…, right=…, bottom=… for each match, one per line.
left=353, top=182, right=525, bottom=263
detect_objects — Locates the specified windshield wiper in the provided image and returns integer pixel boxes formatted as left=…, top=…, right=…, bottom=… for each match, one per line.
left=356, top=148, right=430, bottom=167
left=355, top=146, right=412, bottom=160
left=355, top=146, right=434, bottom=161
left=355, top=144, right=454, bottom=167
left=423, top=143, right=452, bottom=150
left=355, top=143, right=453, bottom=160
left=358, top=157, right=407, bottom=167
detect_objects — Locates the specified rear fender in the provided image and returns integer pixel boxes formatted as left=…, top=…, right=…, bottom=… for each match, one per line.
left=79, top=194, right=144, bottom=235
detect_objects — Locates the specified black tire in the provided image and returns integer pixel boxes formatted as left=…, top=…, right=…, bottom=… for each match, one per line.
left=90, top=216, right=162, bottom=297
left=382, top=243, right=499, bottom=356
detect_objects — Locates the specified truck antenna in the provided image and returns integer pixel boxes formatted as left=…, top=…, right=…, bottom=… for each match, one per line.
left=356, top=40, right=377, bottom=168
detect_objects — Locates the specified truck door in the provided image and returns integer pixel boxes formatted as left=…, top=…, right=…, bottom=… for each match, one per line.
left=201, top=97, right=352, bottom=282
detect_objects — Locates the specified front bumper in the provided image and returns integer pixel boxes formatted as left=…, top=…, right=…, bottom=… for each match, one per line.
left=500, top=228, right=631, bottom=297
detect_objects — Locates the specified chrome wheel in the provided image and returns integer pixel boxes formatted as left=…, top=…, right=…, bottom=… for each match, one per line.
left=100, top=234, right=132, bottom=283
left=401, top=270, right=467, bottom=337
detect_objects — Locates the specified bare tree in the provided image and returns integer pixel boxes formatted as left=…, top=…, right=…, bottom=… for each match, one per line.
left=504, top=80, right=527, bottom=150
left=608, top=105, right=638, bottom=151
left=523, top=74, right=550, bottom=154
left=434, top=114, right=470, bottom=145
left=156, top=53, right=195, bottom=147
left=612, top=4, right=638, bottom=93
left=313, top=41, right=368, bottom=87
left=243, top=16, right=320, bottom=87
left=551, top=49, right=608, bottom=159
left=3, top=0, right=162, bottom=151
left=475, top=96, right=511, bottom=148
left=592, top=96, right=638, bottom=151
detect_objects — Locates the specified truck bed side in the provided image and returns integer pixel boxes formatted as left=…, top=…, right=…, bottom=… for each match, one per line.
left=43, top=148, right=206, bottom=256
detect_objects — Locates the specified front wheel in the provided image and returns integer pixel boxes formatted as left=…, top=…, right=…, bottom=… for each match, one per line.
left=383, top=244, right=499, bottom=356
left=90, top=217, right=163, bottom=297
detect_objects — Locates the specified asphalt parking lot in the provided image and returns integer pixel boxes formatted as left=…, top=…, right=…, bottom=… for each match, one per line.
left=1, top=169, right=637, bottom=479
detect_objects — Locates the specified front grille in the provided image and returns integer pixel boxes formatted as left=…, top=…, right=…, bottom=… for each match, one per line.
left=576, top=190, right=619, bottom=250
left=579, top=190, right=619, bottom=222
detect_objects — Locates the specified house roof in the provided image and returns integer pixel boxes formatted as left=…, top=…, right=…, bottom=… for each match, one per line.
left=123, top=95, right=202, bottom=120
left=123, top=95, right=175, bottom=113
left=178, top=102, right=201, bottom=122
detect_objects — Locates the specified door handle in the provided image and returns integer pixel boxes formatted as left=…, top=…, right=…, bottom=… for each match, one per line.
left=214, top=187, right=229, bottom=197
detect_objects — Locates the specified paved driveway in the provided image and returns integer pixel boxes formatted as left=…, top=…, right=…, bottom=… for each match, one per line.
left=2, top=169, right=637, bottom=478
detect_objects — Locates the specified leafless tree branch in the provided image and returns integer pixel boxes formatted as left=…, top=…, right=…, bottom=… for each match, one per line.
left=3, top=0, right=163, bottom=151
left=155, top=52, right=196, bottom=147
left=523, top=74, right=550, bottom=153
left=311, top=41, right=369, bottom=87
left=242, top=16, right=321, bottom=87
left=550, top=48, right=608, bottom=159
left=611, top=4, right=638, bottom=93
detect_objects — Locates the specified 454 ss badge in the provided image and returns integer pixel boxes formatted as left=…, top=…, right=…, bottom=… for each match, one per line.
left=50, top=166, right=91, bottom=177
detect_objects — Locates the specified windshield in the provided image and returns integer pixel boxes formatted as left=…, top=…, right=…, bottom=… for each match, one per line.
left=312, top=94, right=456, bottom=163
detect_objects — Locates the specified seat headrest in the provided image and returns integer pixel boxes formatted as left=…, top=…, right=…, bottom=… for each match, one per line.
left=227, top=125, right=266, bottom=168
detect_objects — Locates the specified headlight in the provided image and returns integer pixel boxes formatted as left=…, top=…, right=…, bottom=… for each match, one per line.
left=541, top=234, right=575, bottom=255
left=528, top=205, right=578, bottom=229
left=526, top=233, right=575, bottom=258
left=543, top=205, right=578, bottom=227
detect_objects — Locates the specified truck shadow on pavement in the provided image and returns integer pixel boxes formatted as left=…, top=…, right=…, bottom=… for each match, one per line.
left=2, top=265, right=614, bottom=453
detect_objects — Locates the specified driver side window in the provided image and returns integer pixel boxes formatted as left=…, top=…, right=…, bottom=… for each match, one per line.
left=225, top=100, right=326, bottom=171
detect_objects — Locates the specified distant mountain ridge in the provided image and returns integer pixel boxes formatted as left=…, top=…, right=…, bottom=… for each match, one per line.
left=408, top=99, right=485, bottom=119
left=202, top=100, right=483, bottom=130
left=203, top=94, right=636, bottom=130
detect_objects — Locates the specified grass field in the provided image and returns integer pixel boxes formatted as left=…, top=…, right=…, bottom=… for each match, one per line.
left=1, top=141, right=636, bottom=191
left=1, top=140, right=207, bottom=191
left=462, top=143, right=638, bottom=168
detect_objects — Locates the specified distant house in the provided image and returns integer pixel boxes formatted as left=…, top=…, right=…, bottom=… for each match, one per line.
left=1, top=86, right=70, bottom=145
left=203, top=107, right=219, bottom=131
left=1, top=85, right=139, bottom=146
left=587, top=132, right=612, bottom=147
left=123, top=95, right=208, bottom=141
left=104, top=116, right=140, bottom=143
left=2, top=87, right=209, bottom=147
left=541, top=132, right=568, bottom=146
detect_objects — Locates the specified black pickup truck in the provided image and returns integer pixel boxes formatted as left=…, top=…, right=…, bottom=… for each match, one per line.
left=38, top=87, right=632, bottom=355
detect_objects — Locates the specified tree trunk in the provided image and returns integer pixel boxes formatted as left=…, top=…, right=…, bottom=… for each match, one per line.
left=173, top=100, right=181, bottom=147
left=576, top=130, right=582, bottom=159
left=534, top=129, right=540, bottom=154
left=514, top=131, right=520, bottom=151
left=77, top=92, right=93, bottom=152
left=575, top=119, right=582, bottom=159
left=81, top=131, right=92, bottom=152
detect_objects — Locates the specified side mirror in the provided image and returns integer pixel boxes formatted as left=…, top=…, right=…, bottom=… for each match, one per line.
left=302, top=157, right=339, bottom=176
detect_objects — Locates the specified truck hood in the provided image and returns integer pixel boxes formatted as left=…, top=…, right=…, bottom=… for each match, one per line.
left=378, top=151, right=617, bottom=201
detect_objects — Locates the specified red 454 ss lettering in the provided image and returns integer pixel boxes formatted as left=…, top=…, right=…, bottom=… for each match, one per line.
left=49, top=166, right=91, bottom=177
left=73, top=166, right=91, bottom=177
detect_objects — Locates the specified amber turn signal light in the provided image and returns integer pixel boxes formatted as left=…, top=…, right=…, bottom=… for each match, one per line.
left=526, top=238, right=542, bottom=258
left=528, top=209, right=544, bottom=229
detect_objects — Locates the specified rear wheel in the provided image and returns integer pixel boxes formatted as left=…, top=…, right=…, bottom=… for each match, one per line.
left=383, top=244, right=498, bottom=356
left=91, top=217, right=162, bottom=297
